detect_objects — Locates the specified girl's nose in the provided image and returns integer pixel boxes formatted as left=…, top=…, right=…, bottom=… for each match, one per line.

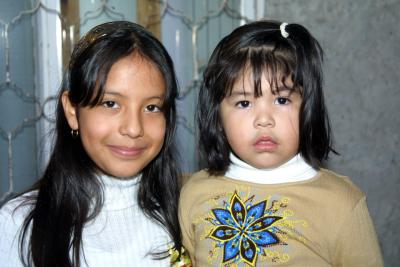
left=254, top=105, right=275, bottom=128
left=119, top=109, right=144, bottom=138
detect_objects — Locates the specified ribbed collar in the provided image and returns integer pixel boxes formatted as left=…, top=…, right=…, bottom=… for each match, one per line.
left=98, top=174, right=141, bottom=211
left=225, top=153, right=317, bottom=184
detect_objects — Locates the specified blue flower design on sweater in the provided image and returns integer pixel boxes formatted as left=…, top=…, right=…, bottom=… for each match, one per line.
left=208, top=192, right=282, bottom=266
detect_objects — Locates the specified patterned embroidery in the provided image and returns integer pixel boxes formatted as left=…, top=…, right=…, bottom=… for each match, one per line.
left=204, top=191, right=307, bottom=266
left=170, top=246, right=192, bottom=267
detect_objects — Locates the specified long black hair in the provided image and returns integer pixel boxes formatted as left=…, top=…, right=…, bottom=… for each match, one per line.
left=18, top=21, right=182, bottom=266
left=198, top=20, right=334, bottom=175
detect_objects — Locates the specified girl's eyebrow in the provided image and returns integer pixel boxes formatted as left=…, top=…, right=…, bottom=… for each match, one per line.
left=146, top=95, right=165, bottom=101
left=276, top=87, right=289, bottom=93
left=274, top=86, right=294, bottom=94
left=228, top=89, right=253, bottom=96
left=103, top=91, right=123, bottom=97
left=104, top=91, right=165, bottom=100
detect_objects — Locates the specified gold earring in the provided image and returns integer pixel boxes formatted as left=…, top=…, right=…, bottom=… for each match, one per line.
left=71, top=129, right=79, bottom=138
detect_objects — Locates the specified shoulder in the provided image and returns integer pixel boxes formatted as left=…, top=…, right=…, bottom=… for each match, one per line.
left=179, top=169, right=227, bottom=206
left=0, top=191, right=36, bottom=229
left=183, top=169, right=214, bottom=184
left=0, top=193, right=36, bottom=267
left=318, top=169, right=363, bottom=194
left=315, top=168, right=365, bottom=206
left=181, top=170, right=221, bottom=193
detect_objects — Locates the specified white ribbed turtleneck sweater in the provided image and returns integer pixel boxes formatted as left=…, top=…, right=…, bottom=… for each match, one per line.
left=0, top=174, right=172, bottom=267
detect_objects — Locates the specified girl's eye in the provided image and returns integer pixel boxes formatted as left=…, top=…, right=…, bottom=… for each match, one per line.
left=236, top=100, right=251, bottom=108
left=275, top=97, right=290, bottom=105
left=145, top=104, right=162, bottom=112
left=102, top=101, right=119, bottom=109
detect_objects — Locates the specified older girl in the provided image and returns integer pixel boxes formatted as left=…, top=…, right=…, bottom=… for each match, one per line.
left=0, top=21, right=187, bottom=267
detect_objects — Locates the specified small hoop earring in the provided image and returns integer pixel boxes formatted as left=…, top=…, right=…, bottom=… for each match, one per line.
left=71, top=129, right=79, bottom=139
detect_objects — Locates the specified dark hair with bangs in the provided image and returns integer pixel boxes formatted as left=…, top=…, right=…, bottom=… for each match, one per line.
left=198, top=20, right=334, bottom=174
left=17, top=21, right=182, bottom=266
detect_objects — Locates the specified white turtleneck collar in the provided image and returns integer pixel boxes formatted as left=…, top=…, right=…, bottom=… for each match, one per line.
left=225, top=153, right=317, bottom=184
left=97, top=174, right=141, bottom=211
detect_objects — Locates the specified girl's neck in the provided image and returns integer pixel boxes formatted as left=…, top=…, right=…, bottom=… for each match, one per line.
left=225, top=153, right=317, bottom=184
left=98, top=173, right=141, bottom=210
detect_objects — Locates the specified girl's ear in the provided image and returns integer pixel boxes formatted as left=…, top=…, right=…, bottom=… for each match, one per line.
left=61, top=91, right=79, bottom=130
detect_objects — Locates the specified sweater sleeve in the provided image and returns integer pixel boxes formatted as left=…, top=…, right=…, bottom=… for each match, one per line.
left=0, top=201, right=26, bottom=267
left=332, top=197, right=383, bottom=267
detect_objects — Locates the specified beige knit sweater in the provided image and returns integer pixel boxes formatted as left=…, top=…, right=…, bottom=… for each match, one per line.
left=179, top=169, right=383, bottom=267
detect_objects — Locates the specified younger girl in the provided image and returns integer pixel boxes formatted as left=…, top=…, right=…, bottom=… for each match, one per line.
left=0, top=21, right=188, bottom=267
left=179, top=20, right=383, bottom=266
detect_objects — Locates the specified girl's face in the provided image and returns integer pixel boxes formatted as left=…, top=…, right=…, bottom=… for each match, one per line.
left=220, top=69, right=301, bottom=169
left=63, top=53, right=166, bottom=178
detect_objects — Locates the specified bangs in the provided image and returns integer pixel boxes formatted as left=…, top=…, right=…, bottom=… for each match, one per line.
left=84, top=64, right=110, bottom=107
left=69, top=34, right=138, bottom=108
left=224, top=46, right=301, bottom=97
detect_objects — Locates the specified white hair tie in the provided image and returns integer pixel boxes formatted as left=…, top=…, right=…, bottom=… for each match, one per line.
left=280, top=22, right=289, bottom=38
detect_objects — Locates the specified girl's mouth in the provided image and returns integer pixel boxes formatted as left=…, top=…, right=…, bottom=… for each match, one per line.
left=107, top=145, right=146, bottom=159
left=253, top=136, right=278, bottom=152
